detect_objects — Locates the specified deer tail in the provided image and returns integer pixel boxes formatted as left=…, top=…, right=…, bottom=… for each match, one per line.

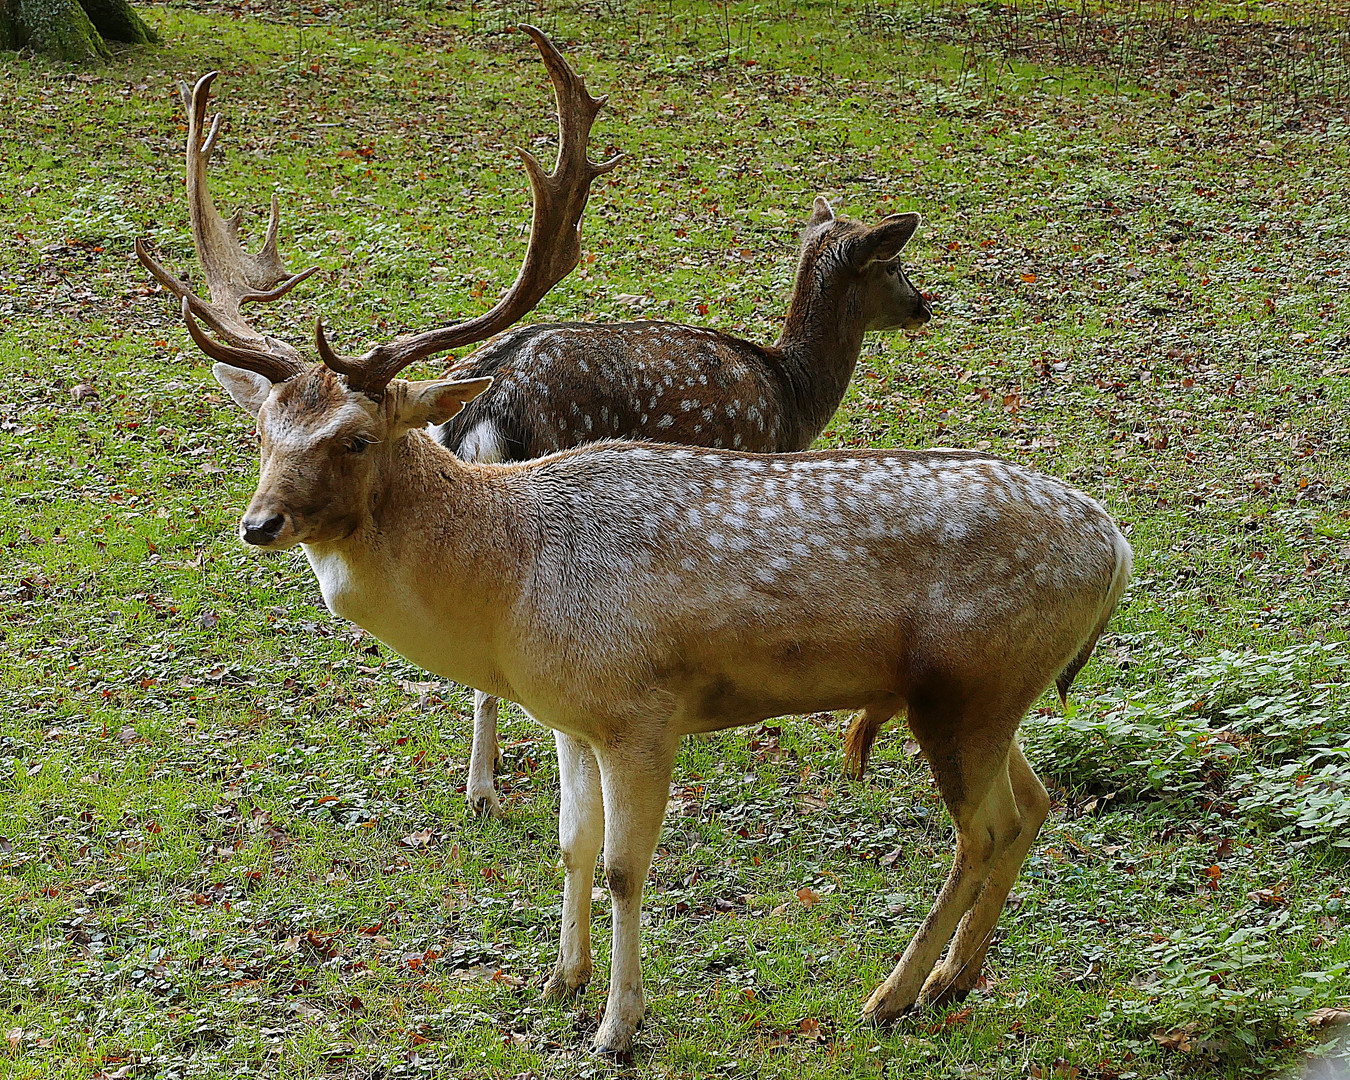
left=1057, top=525, right=1133, bottom=704
left=844, top=706, right=897, bottom=779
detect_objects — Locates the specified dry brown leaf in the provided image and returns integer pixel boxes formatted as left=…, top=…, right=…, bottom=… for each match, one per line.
left=1151, top=1023, right=1198, bottom=1052
left=796, top=886, right=820, bottom=907
left=1307, top=1007, right=1350, bottom=1029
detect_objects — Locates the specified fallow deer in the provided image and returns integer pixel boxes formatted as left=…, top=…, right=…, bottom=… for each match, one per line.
left=444, top=197, right=932, bottom=817
left=137, top=34, right=1132, bottom=1055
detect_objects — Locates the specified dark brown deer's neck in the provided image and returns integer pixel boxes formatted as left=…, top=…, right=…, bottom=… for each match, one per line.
left=770, top=269, right=867, bottom=450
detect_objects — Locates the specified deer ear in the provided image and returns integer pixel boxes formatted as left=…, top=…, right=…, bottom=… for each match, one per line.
left=808, top=196, right=836, bottom=227
left=848, top=212, right=921, bottom=269
left=398, top=377, right=494, bottom=427
left=213, top=362, right=274, bottom=418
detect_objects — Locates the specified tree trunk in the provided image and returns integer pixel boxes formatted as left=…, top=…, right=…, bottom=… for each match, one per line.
left=0, top=0, right=156, bottom=61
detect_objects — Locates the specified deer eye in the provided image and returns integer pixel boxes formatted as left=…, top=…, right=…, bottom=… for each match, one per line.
left=344, top=436, right=372, bottom=454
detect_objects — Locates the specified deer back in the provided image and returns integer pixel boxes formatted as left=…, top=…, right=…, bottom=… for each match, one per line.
left=438, top=321, right=795, bottom=460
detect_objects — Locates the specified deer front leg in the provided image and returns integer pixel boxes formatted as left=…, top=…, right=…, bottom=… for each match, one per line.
left=591, top=737, right=678, bottom=1055
left=544, top=731, right=604, bottom=1000
left=466, top=690, right=503, bottom=818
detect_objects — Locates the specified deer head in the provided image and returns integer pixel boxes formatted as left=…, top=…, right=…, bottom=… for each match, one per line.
left=796, top=196, right=930, bottom=332
left=212, top=365, right=491, bottom=547
left=136, top=27, right=619, bottom=544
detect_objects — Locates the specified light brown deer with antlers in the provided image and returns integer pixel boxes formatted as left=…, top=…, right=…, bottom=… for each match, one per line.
left=138, top=31, right=1131, bottom=1055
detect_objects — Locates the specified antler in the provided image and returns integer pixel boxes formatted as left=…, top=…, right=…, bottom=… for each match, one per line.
left=136, top=71, right=318, bottom=383
left=317, top=24, right=622, bottom=396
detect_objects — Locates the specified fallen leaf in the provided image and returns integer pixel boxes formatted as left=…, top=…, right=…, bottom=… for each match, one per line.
left=796, top=886, right=820, bottom=907
left=944, top=1006, right=974, bottom=1026
left=1152, top=1023, right=1198, bottom=1051
left=1307, top=1007, right=1350, bottom=1029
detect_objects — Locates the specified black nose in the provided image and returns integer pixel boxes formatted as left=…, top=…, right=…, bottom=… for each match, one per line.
left=242, top=513, right=285, bottom=545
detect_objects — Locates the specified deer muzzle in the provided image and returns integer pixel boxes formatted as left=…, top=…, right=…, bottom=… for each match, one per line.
left=242, top=512, right=287, bottom=546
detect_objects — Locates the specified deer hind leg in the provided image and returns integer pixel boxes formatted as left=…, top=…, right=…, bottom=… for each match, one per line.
left=466, top=690, right=503, bottom=818
left=591, top=736, right=679, bottom=1055
left=544, top=732, right=604, bottom=1000
left=919, top=740, right=1050, bottom=1008
left=863, top=718, right=1022, bottom=1023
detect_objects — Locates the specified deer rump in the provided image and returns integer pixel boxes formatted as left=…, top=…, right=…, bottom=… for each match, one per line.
left=430, top=441, right=1129, bottom=740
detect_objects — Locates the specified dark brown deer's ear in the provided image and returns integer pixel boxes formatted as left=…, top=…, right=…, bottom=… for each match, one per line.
left=848, top=212, right=922, bottom=269
left=808, top=196, right=836, bottom=227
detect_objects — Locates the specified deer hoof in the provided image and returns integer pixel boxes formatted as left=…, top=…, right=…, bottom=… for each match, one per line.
left=466, top=788, right=502, bottom=819
left=543, top=971, right=589, bottom=1002
left=919, top=967, right=975, bottom=1010
left=589, top=1044, right=632, bottom=1065
left=861, top=983, right=917, bottom=1025
left=592, top=997, right=642, bottom=1056
left=590, top=1033, right=635, bottom=1060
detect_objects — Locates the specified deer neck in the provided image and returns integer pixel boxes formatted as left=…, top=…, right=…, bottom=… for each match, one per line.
left=301, top=431, right=526, bottom=698
left=772, top=276, right=868, bottom=445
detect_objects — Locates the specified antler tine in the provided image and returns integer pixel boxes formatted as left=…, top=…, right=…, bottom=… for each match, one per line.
left=314, top=317, right=361, bottom=380
left=329, top=25, right=623, bottom=396
left=180, top=298, right=302, bottom=382
left=136, top=70, right=317, bottom=383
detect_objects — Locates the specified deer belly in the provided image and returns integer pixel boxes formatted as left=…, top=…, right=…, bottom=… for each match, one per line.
left=675, top=634, right=898, bottom=733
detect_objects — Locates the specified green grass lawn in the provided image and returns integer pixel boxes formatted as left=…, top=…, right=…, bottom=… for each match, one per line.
left=2, top=0, right=1349, bottom=1076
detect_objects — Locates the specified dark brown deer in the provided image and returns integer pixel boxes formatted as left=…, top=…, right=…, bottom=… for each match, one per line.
left=443, top=197, right=932, bottom=816
left=138, top=33, right=1131, bottom=1056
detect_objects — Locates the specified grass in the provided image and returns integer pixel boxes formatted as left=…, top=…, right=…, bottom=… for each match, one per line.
left=2, top=0, right=1350, bottom=1076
